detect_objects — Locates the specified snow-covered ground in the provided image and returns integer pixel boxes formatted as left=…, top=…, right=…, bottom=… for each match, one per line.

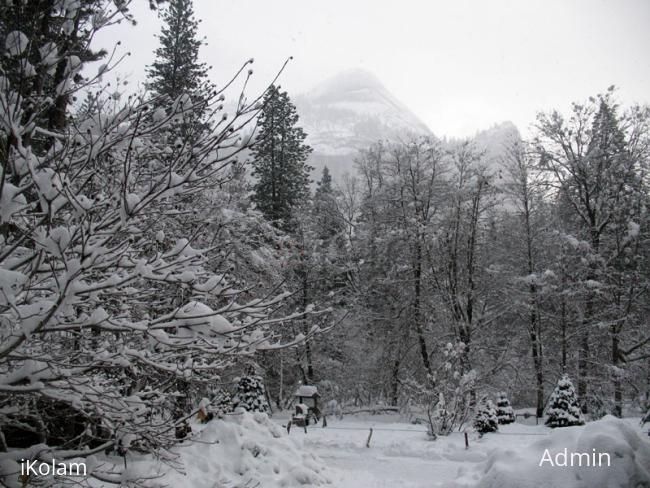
left=279, top=413, right=650, bottom=488
left=77, top=411, right=649, bottom=488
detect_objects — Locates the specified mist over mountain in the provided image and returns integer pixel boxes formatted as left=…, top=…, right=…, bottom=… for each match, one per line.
left=467, top=120, right=522, bottom=183
left=295, top=68, right=432, bottom=181
left=295, top=69, right=522, bottom=184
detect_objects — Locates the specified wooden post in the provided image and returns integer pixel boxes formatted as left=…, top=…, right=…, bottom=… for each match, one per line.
left=287, top=421, right=292, bottom=434
left=303, top=422, right=308, bottom=434
left=366, top=428, right=373, bottom=448
left=464, top=432, right=469, bottom=449
left=322, top=415, right=327, bottom=428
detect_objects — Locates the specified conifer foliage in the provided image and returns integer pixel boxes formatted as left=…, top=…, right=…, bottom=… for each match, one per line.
left=313, top=166, right=344, bottom=240
left=545, top=374, right=585, bottom=427
left=473, top=398, right=499, bottom=435
left=495, top=392, right=515, bottom=424
left=146, top=0, right=213, bottom=122
left=250, top=85, right=313, bottom=228
left=211, top=389, right=235, bottom=418
left=232, top=375, right=270, bottom=413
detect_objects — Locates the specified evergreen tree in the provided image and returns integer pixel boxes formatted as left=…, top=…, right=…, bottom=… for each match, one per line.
left=250, top=85, right=313, bottom=228
left=473, top=398, right=499, bottom=435
left=232, top=375, right=270, bottom=413
left=146, top=0, right=213, bottom=127
left=211, top=388, right=234, bottom=418
left=315, top=165, right=334, bottom=198
left=0, top=0, right=122, bottom=134
left=545, top=374, right=585, bottom=427
left=495, top=392, right=515, bottom=424
left=313, top=166, right=344, bottom=240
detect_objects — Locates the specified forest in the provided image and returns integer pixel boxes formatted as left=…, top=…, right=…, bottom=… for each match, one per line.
left=0, top=1, right=649, bottom=487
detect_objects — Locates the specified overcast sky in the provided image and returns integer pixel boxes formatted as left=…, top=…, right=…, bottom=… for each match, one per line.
left=96, top=0, right=650, bottom=138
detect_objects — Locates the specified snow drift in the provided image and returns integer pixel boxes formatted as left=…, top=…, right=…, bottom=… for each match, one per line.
left=463, top=416, right=650, bottom=488
left=129, top=412, right=331, bottom=488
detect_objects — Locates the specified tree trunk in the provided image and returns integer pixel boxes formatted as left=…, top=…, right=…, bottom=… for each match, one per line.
left=612, top=330, right=622, bottom=417
left=529, top=306, right=545, bottom=418
left=578, top=291, right=593, bottom=413
left=301, top=252, right=315, bottom=383
left=413, top=241, right=432, bottom=376
left=390, top=353, right=401, bottom=406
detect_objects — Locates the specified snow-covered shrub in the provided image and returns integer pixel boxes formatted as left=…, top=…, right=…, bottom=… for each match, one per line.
left=399, top=342, right=478, bottom=439
left=418, top=342, right=477, bottom=439
left=233, top=375, right=271, bottom=413
left=496, top=391, right=515, bottom=424
left=473, top=398, right=499, bottom=436
left=546, top=374, right=585, bottom=428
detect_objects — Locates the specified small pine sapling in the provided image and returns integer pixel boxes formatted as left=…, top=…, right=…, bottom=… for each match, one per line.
left=545, top=374, right=585, bottom=427
left=495, top=391, right=515, bottom=424
left=211, top=388, right=235, bottom=418
left=473, top=398, right=499, bottom=436
left=232, top=375, right=270, bottom=413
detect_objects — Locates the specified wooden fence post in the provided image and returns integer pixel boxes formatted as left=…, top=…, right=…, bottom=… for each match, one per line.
left=464, top=432, right=469, bottom=449
left=366, top=428, right=373, bottom=448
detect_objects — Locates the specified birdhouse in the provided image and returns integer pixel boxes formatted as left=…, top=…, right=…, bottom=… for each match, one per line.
left=293, top=385, right=320, bottom=424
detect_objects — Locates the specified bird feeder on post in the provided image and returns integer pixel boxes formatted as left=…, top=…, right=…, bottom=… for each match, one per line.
left=292, top=385, right=321, bottom=426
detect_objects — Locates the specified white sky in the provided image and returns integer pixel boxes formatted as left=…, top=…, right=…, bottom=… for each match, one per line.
left=95, top=0, right=650, bottom=138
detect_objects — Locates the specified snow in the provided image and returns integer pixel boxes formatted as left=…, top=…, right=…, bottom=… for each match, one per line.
left=5, top=31, right=28, bottom=56
left=296, top=385, right=319, bottom=397
left=457, top=415, right=650, bottom=488
left=0, top=269, right=28, bottom=306
left=124, top=412, right=330, bottom=488
left=0, top=183, right=27, bottom=223
left=627, top=221, right=640, bottom=238
left=175, top=301, right=236, bottom=334
left=270, top=413, right=650, bottom=488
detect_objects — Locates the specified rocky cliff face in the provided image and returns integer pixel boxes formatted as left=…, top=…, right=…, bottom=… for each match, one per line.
left=293, top=69, right=521, bottom=186
left=295, top=68, right=431, bottom=180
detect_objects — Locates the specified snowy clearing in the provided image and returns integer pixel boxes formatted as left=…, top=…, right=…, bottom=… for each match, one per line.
left=279, top=413, right=650, bottom=488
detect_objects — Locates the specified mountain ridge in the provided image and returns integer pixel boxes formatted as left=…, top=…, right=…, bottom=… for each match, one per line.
left=295, top=68, right=431, bottom=179
left=293, top=69, right=520, bottom=183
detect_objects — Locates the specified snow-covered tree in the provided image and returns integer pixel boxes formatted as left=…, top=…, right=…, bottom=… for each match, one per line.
left=417, top=343, right=477, bottom=439
left=250, top=85, right=313, bottom=229
left=473, top=398, right=499, bottom=435
left=499, top=136, right=550, bottom=418
left=146, top=0, right=213, bottom=130
left=232, top=375, right=270, bottom=413
left=545, top=374, right=585, bottom=427
left=495, top=392, right=515, bottom=424
left=210, top=388, right=234, bottom=418
left=0, top=5, right=325, bottom=485
left=535, top=91, right=650, bottom=413
left=313, top=166, right=344, bottom=240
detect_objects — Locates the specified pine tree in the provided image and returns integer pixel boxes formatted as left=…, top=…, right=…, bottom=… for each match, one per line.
left=211, top=388, right=234, bottom=418
left=232, top=375, right=270, bottom=413
left=545, top=374, right=585, bottom=427
left=495, top=391, right=515, bottom=424
left=473, top=398, right=499, bottom=435
left=250, top=85, right=313, bottom=229
left=146, top=0, right=213, bottom=127
left=0, top=0, right=114, bottom=133
left=313, top=166, right=344, bottom=240
left=315, top=166, right=334, bottom=199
